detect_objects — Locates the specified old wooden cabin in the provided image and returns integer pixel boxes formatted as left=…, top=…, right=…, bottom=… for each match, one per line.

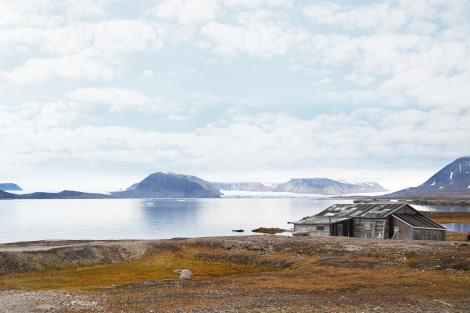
left=290, top=203, right=446, bottom=241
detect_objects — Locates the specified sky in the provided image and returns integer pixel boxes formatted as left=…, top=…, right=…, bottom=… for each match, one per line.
left=1, top=0, right=469, bottom=193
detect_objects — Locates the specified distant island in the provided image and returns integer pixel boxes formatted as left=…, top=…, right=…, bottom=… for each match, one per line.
left=0, top=190, right=113, bottom=200
left=0, top=183, right=22, bottom=191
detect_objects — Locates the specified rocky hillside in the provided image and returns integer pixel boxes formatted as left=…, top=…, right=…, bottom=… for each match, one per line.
left=274, top=178, right=387, bottom=195
left=386, top=157, right=470, bottom=198
left=113, top=172, right=222, bottom=198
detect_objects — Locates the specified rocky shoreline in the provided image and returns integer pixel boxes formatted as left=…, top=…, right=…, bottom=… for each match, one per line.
left=1, top=235, right=469, bottom=312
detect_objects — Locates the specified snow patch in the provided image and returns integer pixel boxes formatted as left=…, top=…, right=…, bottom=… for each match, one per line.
left=449, top=169, right=453, bottom=180
left=430, top=181, right=435, bottom=186
left=459, top=164, right=462, bottom=173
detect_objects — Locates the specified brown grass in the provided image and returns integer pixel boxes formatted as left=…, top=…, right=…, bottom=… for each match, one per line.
left=1, top=233, right=469, bottom=312
left=0, top=245, right=290, bottom=291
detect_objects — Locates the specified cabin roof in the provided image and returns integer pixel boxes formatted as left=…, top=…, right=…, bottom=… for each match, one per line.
left=289, top=202, right=446, bottom=236
left=292, top=216, right=350, bottom=225
left=393, top=213, right=446, bottom=230
left=314, top=203, right=408, bottom=218
left=291, top=203, right=443, bottom=230
left=290, top=203, right=408, bottom=225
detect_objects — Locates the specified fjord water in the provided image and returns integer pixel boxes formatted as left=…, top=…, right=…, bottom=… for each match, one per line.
left=1, top=198, right=469, bottom=244
left=0, top=198, right=351, bottom=244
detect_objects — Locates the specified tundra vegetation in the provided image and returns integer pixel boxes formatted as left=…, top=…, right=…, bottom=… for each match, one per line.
left=0, top=213, right=469, bottom=312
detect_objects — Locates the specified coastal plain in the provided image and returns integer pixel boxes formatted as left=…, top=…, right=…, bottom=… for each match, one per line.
left=1, top=213, right=470, bottom=313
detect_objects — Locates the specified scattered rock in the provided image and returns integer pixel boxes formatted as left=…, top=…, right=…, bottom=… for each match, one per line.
left=173, top=269, right=193, bottom=280
left=251, top=227, right=286, bottom=234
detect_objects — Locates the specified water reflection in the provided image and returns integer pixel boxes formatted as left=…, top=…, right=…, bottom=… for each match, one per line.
left=138, top=198, right=351, bottom=238
left=413, top=204, right=470, bottom=212
left=0, top=198, right=351, bottom=243
left=0, top=199, right=146, bottom=243
left=139, top=199, right=203, bottom=238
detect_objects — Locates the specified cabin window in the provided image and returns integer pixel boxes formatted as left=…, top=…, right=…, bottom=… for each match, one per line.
left=316, top=226, right=325, bottom=231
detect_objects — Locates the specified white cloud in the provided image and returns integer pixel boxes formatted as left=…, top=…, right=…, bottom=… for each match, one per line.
left=201, top=21, right=302, bottom=58
left=68, top=87, right=164, bottom=113
left=2, top=100, right=469, bottom=190
left=0, top=1, right=469, bottom=191
left=148, top=0, right=220, bottom=25
left=0, top=19, right=165, bottom=56
left=223, top=0, right=264, bottom=9
left=304, top=3, right=408, bottom=31
left=139, top=70, right=155, bottom=80
left=64, top=0, right=109, bottom=20
left=67, top=87, right=218, bottom=119
left=1, top=54, right=119, bottom=84
left=0, top=1, right=63, bottom=28
left=0, top=18, right=165, bottom=85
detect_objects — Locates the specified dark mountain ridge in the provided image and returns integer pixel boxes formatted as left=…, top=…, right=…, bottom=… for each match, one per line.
left=113, top=172, right=222, bottom=198
left=385, top=157, right=470, bottom=198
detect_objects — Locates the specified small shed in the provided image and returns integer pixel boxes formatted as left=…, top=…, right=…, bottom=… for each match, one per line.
left=289, top=203, right=446, bottom=241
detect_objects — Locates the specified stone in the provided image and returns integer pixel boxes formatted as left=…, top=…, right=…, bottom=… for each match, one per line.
left=173, top=269, right=193, bottom=280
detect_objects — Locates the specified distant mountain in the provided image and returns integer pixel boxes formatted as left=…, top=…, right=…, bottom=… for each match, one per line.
left=386, top=157, right=470, bottom=198
left=0, top=183, right=22, bottom=191
left=212, top=182, right=278, bottom=192
left=274, top=178, right=387, bottom=195
left=0, top=190, right=112, bottom=199
left=113, top=172, right=222, bottom=198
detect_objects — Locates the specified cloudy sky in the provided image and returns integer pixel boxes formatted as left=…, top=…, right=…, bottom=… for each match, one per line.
left=1, top=0, right=469, bottom=192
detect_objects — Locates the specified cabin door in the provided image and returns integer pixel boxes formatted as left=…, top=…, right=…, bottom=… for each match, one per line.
left=337, top=224, right=343, bottom=236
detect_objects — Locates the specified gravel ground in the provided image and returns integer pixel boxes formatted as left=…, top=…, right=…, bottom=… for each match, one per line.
left=0, top=290, right=106, bottom=312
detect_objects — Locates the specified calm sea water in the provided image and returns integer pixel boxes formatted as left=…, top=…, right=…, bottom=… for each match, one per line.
left=0, top=197, right=469, bottom=244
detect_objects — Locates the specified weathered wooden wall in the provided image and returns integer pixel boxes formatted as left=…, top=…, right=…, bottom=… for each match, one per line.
left=353, top=218, right=387, bottom=239
left=293, top=224, right=330, bottom=236
left=392, top=218, right=445, bottom=241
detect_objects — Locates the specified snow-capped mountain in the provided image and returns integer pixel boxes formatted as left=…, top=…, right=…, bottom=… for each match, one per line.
left=274, top=178, right=387, bottom=195
left=386, top=157, right=470, bottom=198
left=212, top=182, right=278, bottom=192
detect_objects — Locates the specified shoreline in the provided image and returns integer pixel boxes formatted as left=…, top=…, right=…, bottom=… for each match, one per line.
left=1, top=210, right=469, bottom=247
